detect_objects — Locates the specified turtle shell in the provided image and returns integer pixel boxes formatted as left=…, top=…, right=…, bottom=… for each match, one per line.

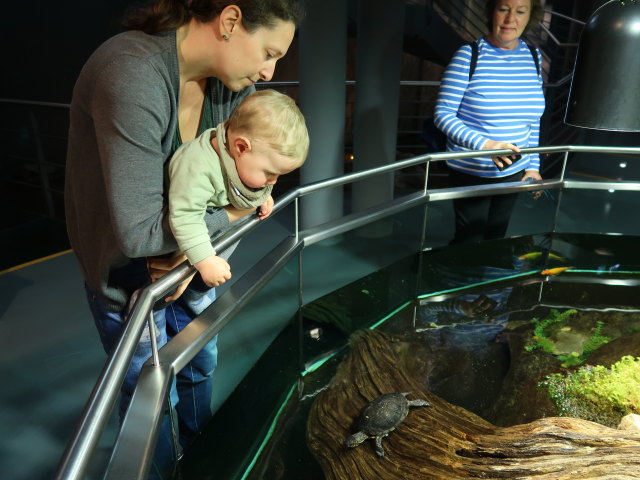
left=357, top=393, right=410, bottom=436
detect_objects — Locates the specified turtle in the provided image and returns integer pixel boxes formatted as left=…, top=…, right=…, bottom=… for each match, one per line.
left=344, top=392, right=431, bottom=457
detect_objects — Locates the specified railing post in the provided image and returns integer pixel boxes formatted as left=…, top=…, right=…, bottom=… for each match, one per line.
left=412, top=159, right=432, bottom=325
left=148, top=311, right=160, bottom=367
left=294, top=197, right=300, bottom=243
left=423, top=159, right=431, bottom=195
left=28, top=109, right=56, bottom=219
left=551, top=151, right=570, bottom=236
left=559, top=151, right=569, bottom=181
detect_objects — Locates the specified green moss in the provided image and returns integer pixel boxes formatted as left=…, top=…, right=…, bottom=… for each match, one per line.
left=540, top=356, right=640, bottom=427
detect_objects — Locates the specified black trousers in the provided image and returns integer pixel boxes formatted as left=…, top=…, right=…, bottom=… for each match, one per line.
left=448, top=167, right=522, bottom=244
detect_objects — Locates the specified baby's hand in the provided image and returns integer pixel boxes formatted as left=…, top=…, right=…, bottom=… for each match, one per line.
left=194, top=255, right=232, bottom=287
left=258, top=195, right=274, bottom=220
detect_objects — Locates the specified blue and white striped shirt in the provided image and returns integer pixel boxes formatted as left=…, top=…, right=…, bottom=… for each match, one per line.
left=434, top=37, right=545, bottom=177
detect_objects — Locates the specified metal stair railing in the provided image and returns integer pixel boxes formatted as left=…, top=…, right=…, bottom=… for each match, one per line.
left=0, top=98, right=69, bottom=222
left=537, top=9, right=585, bottom=148
left=430, top=0, right=487, bottom=42
left=55, top=143, right=640, bottom=480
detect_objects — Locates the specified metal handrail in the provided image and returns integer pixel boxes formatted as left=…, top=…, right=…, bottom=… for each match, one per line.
left=0, top=97, right=70, bottom=108
left=539, top=23, right=579, bottom=49
left=55, top=143, right=640, bottom=479
left=545, top=9, right=586, bottom=26
left=536, top=7, right=585, bottom=49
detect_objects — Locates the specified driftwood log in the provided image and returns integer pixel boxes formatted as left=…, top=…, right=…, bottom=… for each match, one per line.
left=306, top=329, right=640, bottom=479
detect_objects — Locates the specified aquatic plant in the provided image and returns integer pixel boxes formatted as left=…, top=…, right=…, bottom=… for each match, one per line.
left=581, top=321, right=610, bottom=356
left=524, top=310, right=611, bottom=367
left=540, top=356, right=640, bottom=427
left=524, top=309, right=575, bottom=353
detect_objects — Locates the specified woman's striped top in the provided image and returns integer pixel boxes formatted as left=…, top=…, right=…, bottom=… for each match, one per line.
left=434, top=37, right=545, bottom=178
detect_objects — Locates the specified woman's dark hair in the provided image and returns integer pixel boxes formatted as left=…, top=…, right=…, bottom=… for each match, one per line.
left=484, top=0, right=544, bottom=34
left=122, top=0, right=304, bottom=34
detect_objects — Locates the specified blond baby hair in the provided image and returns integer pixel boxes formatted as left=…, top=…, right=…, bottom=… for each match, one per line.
left=227, top=89, right=309, bottom=167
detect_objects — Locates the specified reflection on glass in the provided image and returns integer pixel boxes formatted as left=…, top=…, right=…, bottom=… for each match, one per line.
left=557, top=190, right=640, bottom=236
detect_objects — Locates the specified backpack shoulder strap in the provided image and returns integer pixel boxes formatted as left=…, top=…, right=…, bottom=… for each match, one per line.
left=468, top=41, right=479, bottom=80
left=468, top=40, right=541, bottom=79
left=525, top=42, right=541, bottom=76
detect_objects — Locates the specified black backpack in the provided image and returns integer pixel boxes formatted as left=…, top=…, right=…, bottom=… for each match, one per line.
left=421, top=41, right=540, bottom=153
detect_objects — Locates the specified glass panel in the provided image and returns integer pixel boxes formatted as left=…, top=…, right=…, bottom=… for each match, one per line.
left=300, top=254, right=418, bottom=374
left=298, top=206, right=423, bottom=375
left=220, top=202, right=297, bottom=292
left=221, top=254, right=418, bottom=480
left=418, top=234, right=550, bottom=299
left=424, top=198, right=455, bottom=248
left=414, top=268, right=640, bottom=426
left=178, top=255, right=301, bottom=480
left=550, top=232, right=640, bottom=273
left=507, top=187, right=558, bottom=237
left=565, top=151, right=640, bottom=182
left=423, top=187, right=557, bottom=249
left=299, top=209, right=424, bottom=307
left=556, top=189, right=640, bottom=236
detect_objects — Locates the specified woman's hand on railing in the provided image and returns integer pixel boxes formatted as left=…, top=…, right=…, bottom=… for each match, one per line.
left=521, top=170, right=542, bottom=182
left=224, top=205, right=259, bottom=223
left=147, top=252, right=195, bottom=302
left=522, top=170, right=543, bottom=199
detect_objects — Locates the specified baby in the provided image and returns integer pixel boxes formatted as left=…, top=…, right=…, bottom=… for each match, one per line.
left=168, top=89, right=309, bottom=287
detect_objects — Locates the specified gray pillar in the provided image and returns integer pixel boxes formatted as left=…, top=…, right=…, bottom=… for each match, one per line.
left=298, top=0, right=348, bottom=229
left=351, top=0, right=405, bottom=219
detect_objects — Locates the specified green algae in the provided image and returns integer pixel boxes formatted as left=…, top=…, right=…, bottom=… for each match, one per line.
left=540, top=356, right=640, bottom=427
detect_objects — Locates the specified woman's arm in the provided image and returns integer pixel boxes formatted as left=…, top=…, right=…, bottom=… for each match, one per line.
left=433, top=44, right=489, bottom=151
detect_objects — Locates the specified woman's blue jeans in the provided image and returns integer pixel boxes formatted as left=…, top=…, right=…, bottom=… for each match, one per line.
left=85, top=284, right=218, bottom=477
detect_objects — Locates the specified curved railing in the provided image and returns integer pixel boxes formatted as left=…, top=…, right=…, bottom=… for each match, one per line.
left=54, top=144, right=640, bottom=479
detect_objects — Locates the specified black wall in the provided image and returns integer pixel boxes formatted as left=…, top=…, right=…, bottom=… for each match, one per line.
left=1, top=0, right=131, bottom=103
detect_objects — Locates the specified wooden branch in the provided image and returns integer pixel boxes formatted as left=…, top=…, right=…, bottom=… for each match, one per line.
left=306, top=329, right=640, bottom=479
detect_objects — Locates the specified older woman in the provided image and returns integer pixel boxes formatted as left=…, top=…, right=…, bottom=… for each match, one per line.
left=434, top=0, right=545, bottom=244
left=65, top=0, right=303, bottom=476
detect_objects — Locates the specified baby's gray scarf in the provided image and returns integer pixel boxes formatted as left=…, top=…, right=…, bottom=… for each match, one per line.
left=216, top=122, right=273, bottom=209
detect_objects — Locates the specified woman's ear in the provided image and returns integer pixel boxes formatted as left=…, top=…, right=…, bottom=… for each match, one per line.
left=219, top=5, right=243, bottom=38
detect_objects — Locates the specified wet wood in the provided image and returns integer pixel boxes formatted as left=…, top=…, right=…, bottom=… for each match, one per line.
left=306, top=329, right=640, bottom=479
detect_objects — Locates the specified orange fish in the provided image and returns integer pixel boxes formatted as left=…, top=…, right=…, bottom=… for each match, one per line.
left=540, top=266, right=574, bottom=276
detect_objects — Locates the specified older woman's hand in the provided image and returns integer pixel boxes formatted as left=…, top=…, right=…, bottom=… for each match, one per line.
left=521, top=170, right=542, bottom=182
left=522, top=169, right=543, bottom=199
left=483, top=139, right=521, bottom=169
